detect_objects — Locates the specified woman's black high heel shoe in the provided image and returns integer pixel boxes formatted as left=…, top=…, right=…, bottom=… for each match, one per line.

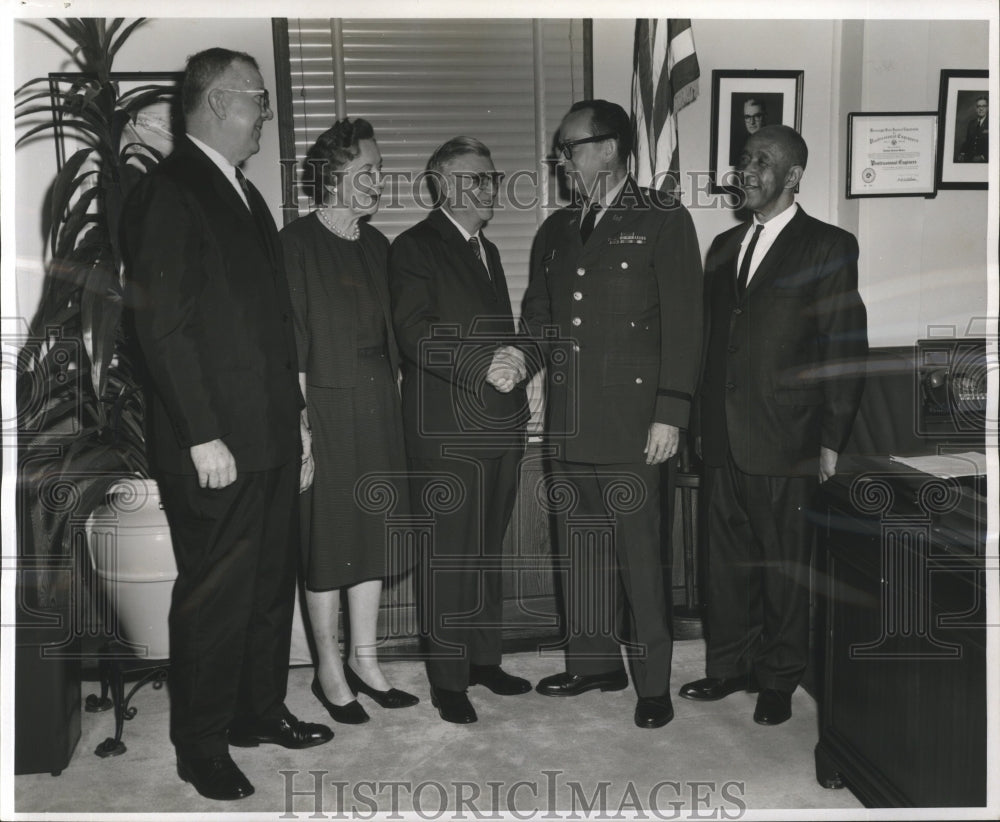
left=345, top=665, right=419, bottom=709
left=311, top=677, right=370, bottom=724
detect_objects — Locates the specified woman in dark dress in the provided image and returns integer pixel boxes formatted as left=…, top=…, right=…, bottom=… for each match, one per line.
left=281, top=119, right=417, bottom=723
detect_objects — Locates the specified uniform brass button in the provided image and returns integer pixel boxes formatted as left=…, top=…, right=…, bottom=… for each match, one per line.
left=576, top=267, right=585, bottom=276
left=621, top=262, right=629, bottom=269
left=573, top=291, right=583, bottom=301
left=571, top=317, right=582, bottom=327
left=635, top=377, right=643, bottom=384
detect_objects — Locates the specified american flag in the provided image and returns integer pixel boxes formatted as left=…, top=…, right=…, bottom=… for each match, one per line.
left=631, top=19, right=700, bottom=190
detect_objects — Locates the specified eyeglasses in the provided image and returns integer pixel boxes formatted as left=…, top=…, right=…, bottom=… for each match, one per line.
left=556, top=132, right=617, bottom=160
left=216, top=87, right=271, bottom=111
left=452, top=171, right=505, bottom=189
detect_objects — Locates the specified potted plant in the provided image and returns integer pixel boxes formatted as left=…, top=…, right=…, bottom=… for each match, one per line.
left=15, top=16, right=180, bottom=601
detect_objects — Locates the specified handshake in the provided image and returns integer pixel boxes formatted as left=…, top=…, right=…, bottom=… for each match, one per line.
left=486, top=345, right=527, bottom=394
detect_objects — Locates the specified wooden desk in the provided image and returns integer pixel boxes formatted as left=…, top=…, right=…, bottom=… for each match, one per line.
left=813, top=456, right=987, bottom=807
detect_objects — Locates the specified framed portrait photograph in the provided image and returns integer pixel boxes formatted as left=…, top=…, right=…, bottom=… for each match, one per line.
left=709, top=69, right=804, bottom=193
left=935, top=69, right=989, bottom=190
left=846, top=112, right=938, bottom=198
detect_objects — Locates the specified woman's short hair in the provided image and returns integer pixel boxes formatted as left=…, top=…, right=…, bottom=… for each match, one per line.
left=303, top=118, right=376, bottom=205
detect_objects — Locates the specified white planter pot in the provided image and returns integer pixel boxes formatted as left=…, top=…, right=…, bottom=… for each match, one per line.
left=86, top=477, right=312, bottom=664
left=87, top=478, right=176, bottom=659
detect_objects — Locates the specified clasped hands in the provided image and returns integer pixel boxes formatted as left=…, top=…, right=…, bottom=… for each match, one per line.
left=486, top=345, right=527, bottom=394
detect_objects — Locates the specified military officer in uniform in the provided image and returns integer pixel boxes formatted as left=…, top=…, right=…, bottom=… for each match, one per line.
left=521, top=99, right=703, bottom=729
left=959, top=95, right=988, bottom=162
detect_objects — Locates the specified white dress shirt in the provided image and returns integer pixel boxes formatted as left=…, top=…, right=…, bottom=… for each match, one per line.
left=737, top=202, right=799, bottom=286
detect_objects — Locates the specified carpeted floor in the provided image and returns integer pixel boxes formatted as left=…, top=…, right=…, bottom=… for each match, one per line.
left=13, top=640, right=862, bottom=817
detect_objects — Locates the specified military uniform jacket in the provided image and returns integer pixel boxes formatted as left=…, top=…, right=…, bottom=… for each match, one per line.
left=123, top=137, right=303, bottom=475
left=522, top=177, right=703, bottom=464
left=698, top=206, right=868, bottom=476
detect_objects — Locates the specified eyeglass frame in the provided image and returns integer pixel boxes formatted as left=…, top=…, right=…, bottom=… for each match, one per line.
left=556, top=132, right=618, bottom=160
left=215, top=87, right=271, bottom=111
left=450, top=170, right=506, bottom=189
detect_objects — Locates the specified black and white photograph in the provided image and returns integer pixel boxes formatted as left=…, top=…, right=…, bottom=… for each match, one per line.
left=709, top=69, right=804, bottom=191
left=937, top=68, right=990, bottom=189
left=2, top=3, right=996, bottom=821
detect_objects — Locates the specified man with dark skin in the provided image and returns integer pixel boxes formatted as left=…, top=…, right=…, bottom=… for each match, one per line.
left=680, top=125, right=868, bottom=726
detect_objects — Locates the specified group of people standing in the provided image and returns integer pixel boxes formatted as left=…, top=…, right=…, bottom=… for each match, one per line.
left=123, top=46, right=868, bottom=803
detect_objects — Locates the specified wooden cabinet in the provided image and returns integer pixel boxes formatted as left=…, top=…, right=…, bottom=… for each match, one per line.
left=814, top=458, right=986, bottom=807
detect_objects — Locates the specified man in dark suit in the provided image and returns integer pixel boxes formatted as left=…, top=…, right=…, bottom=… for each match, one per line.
left=959, top=95, right=988, bottom=162
left=389, top=136, right=533, bottom=724
left=521, top=100, right=703, bottom=729
left=680, top=125, right=868, bottom=725
left=123, top=48, right=332, bottom=801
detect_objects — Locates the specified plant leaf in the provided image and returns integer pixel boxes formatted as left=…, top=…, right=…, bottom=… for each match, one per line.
left=47, top=148, right=94, bottom=257
left=107, top=18, right=147, bottom=62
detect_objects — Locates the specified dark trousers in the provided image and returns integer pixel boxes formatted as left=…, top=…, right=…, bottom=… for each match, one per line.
left=702, top=452, right=817, bottom=692
left=548, top=459, right=673, bottom=697
left=409, top=448, right=522, bottom=691
left=157, top=459, right=299, bottom=757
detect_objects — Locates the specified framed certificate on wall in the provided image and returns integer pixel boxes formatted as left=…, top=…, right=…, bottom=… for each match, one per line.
left=846, top=112, right=938, bottom=198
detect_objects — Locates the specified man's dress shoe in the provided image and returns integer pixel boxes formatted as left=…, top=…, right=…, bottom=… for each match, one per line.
left=469, top=664, right=532, bottom=695
left=229, top=708, right=334, bottom=749
left=634, top=695, right=675, bottom=729
left=177, top=753, right=254, bottom=801
left=535, top=671, right=629, bottom=697
left=678, top=675, right=757, bottom=701
left=430, top=687, right=478, bottom=724
left=753, top=688, right=792, bottom=725
left=312, top=677, right=370, bottom=724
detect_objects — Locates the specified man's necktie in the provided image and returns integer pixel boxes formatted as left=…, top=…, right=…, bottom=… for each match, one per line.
left=737, top=224, right=764, bottom=294
left=234, top=167, right=254, bottom=212
left=236, top=167, right=275, bottom=261
left=580, top=203, right=602, bottom=245
left=468, top=236, right=491, bottom=281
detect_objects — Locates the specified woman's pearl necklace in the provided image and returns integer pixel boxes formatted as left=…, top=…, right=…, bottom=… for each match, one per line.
left=318, top=208, right=360, bottom=241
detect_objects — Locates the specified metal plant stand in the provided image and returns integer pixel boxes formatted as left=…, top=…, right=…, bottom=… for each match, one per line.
left=84, top=643, right=169, bottom=758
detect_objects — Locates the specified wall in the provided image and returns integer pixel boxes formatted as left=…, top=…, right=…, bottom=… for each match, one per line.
left=12, top=17, right=282, bottom=327
left=857, top=20, right=989, bottom=345
left=592, top=17, right=990, bottom=346
left=11, top=17, right=993, bottom=348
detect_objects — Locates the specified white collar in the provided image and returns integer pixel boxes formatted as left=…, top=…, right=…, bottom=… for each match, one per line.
left=441, top=207, right=482, bottom=243
left=752, top=201, right=799, bottom=235
left=585, top=174, right=628, bottom=211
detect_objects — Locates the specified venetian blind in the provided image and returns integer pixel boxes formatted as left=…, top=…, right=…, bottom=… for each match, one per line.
left=284, top=18, right=585, bottom=314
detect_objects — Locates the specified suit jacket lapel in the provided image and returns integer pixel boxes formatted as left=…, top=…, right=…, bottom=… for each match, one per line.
left=745, top=206, right=807, bottom=296
left=429, top=209, right=498, bottom=300
left=241, top=175, right=281, bottom=269
left=180, top=138, right=277, bottom=267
